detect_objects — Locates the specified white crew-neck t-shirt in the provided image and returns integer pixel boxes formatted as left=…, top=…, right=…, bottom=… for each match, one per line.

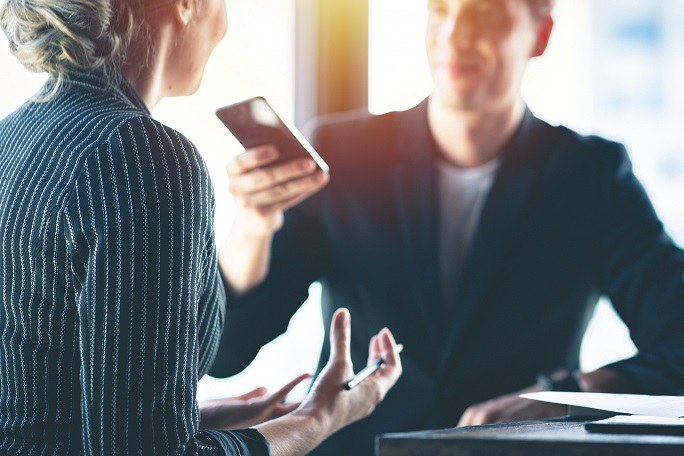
left=437, top=157, right=502, bottom=311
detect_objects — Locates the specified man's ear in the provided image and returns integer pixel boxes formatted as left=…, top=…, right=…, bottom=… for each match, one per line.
left=531, top=16, right=554, bottom=58
left=173, top=0, right=196, bottom=26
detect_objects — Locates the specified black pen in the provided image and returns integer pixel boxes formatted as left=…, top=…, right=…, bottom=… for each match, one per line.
left=344, top=345, right=404, bottom=390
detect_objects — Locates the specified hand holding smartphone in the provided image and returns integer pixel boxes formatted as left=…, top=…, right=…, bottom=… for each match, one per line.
left=216, top=97, right=329, bottom=172
left=217, top=97, right=329, bottom=232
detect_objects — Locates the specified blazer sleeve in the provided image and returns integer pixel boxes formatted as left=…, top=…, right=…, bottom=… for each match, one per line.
left=61, top=117, right=270, bottom=455
left=210, top=125, right=330, bottom=378
left=596, top=145, right=684, bottom=395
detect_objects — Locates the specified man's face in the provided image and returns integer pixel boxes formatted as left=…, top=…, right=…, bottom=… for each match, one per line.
left=426, top=0, right=551, bottom=111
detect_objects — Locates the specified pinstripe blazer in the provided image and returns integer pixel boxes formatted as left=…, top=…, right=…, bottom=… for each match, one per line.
left=0, top=73, right=269, bottom=455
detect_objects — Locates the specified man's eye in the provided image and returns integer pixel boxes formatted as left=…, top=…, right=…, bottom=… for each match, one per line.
left=474, top=7, right=503, bottom=21
left=428, top=2, right=449, bottom=16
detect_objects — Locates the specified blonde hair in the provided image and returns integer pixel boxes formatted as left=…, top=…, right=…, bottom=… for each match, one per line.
left=0, top=0, right=143, bottom=99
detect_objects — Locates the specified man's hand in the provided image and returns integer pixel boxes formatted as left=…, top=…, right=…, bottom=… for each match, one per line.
left=220, top=145, right=330, bottom=295
left=457, top=367, right=639, bottom=427
left=199, top=373, right=311, bottom=430
left=227, top=145, right=329, bottom=237
left=457, top=383, right=566, bottom=427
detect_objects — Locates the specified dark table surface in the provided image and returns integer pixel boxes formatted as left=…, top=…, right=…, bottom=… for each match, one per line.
left=376, top=417, right=684, bottom=456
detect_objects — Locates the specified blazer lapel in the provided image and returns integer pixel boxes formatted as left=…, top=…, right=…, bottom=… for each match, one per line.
left=438, top=110, right=558, bottom=370
left=391, top=101, right=442, bottom=336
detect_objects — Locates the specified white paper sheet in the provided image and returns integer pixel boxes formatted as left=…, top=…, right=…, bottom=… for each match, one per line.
left=519, top=392, right=684, bottom=418
left=593, top=415, right=684, bottom=426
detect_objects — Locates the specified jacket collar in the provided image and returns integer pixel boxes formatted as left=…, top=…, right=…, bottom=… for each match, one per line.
left=66, top=70, right=151, bottom=116
left=395, top=97, right=544, bottom=170
left=390, top=98, right=557, bottom=366
left=437, top=105, right=560, bottom=371
left=390, top=100, right=442, bottom=345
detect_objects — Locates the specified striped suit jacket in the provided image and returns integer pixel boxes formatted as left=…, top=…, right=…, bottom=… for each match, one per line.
left=0, top=72, right=269, bottom=455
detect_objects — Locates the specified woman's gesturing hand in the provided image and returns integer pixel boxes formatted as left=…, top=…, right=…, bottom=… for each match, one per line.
left=199, top=373, right=311, bottom=431
left=227, top=145, right=329, bottom=237
left=299, top=309, right=403, bottom=435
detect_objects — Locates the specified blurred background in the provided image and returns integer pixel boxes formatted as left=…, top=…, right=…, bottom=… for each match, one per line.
left=1, top=0, right=683, bottom=402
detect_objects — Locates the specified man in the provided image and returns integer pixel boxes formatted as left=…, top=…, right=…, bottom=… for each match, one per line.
left=212, top=0, right=684, bottom=454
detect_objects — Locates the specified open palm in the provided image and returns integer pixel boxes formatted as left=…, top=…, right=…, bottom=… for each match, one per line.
left=200, top=373, right=311, bottom=430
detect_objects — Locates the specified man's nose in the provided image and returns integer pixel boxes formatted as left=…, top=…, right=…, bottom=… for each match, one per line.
left=437, top=8, right=476, bottom=51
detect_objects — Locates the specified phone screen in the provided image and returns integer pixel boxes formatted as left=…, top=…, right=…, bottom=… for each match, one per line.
left=216, top=97, right=329, bottom=172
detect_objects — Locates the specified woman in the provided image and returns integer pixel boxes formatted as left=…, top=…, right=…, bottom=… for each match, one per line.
left=0, top=0, right=402, bottom=455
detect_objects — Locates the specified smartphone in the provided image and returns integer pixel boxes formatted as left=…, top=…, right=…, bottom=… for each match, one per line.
left=216, top=96, right=329, bottom=173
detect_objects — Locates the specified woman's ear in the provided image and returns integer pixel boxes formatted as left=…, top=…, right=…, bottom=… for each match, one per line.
left=173, top=0, right=197, bottom=26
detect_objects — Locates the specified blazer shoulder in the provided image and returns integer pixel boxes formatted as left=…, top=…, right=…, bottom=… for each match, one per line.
left=68, top=115, right=209, bottom=204
left=545, top=123, right=630, bottom=173
left=94, top=115, right=208, bottom=188
left=110, top=115, right=199, bottom=154
left=305, top=106, right=414, bottom=167
left=308, top=107, right=396, bottom=132
left=554, top=124, right=627, bottom=158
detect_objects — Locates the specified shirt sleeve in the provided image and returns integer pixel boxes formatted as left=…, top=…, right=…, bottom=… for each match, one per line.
left=596, top=146, right=684, bottom=395
left=61, top=116, right=270, bottom=455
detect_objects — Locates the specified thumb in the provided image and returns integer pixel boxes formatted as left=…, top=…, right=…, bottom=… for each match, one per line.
left=329, top=308, right=351, bottom=363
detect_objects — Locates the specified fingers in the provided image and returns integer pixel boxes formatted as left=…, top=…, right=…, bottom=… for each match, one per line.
left=329, top=308, right=352, bottom=364
left=367, top=335, right=381, bottom=365
left=349, top=328, right=403, bottom=414
left=235, top=387, right=268, bottom=402
left=227, top=146, right=279, bottom=175
left=457, top=394, right=566, bottom=427
left=458, top=405, right=482, bottom=427
left=227, top=147, right=330, bottom=218
left=378, top=328, right=399, bottom=367
left=229, top=158, right=320, bottom=195
left=370, top=328, right=402, bottom=397
left=264, top=373, right=312, bottom=406
left=458, top=410, right=471, bottom=427
left=239, top=172, right=328, bottom=207
left=458, top=404, right=502, bottom=427
left=269, top=174, right=329, bottom=212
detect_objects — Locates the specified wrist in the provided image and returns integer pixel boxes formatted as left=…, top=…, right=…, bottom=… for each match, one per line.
left=219, top=215, right=275, bottom=296
left=256, top=406, right=335, bottom=455
left=536, top=369, right=582, bottom=392
left=198, top=402, right=217, bottom=430
left=578, top=368, right=638, bottom=393
left=234, top=207, right=282, bottom=239
left=233, top=212, right=276, bottom=240
left=290, top=407, right=334, bottom=439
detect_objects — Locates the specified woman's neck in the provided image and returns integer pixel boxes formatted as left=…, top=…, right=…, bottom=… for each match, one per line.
left=121, top=26, right=173, bottom=111
left=121, top=66, right=164, bottom=111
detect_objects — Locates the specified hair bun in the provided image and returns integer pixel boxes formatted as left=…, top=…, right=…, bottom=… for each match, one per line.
left=0, top=0, right=133, bottom=96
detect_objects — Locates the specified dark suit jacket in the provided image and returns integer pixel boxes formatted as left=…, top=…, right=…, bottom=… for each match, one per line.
left=211, top=101, right=684, bottom=456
